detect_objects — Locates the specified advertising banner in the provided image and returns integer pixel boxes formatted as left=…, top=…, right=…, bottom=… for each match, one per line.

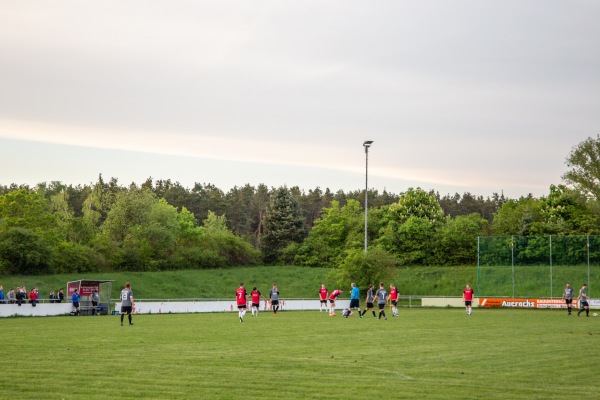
left=67, top=282, right=100, bottom=297
left=479, top=298, right=600, bottom=309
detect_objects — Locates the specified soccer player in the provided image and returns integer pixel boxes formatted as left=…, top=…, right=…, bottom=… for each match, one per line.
left=236, top=283, right=248, bottom=322
left=120, top=282, right=135, bottom=326
left=577, top=283, right=590, bottom=317
left=328, top=289, right=343, bottom=316
left=341, top=308, right=354, bottom=318
left=91, top=289, right=99, bottom=315
left=359, top=284, right=376, bottom=318
left=250, top=286, right=266, bottom=317
left=375, top=282, right=387, bottom=320
left=388, top=284, right=399, bottom=317
left=318, top=284, right=328, bottom=313
left=270, top=283, right=280, bottom=315
left=350, top=283, right=360, bottom=314
left=463, top=284, right=474, bottom=316
left=71, top=288, right=80, bottom=316
left=563, top=283, right=574, bottom=316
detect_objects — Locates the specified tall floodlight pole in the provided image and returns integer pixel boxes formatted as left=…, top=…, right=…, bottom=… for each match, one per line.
left=363, top=141, right=373, bottom=253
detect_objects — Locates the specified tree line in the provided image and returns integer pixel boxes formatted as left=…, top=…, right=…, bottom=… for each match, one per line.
left=0, top=136, right=598, bottom=278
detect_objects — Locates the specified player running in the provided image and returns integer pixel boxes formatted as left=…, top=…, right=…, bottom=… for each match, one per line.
left=387, top=283, right=399, bottom=317
left=270, top=283, right=280, bottom=315
left=376, top=282, right=387, bottom=320
left=463, top=284, right=474, bottom=316
left=577, top=283, right=590, bottom=317
left=236, top=283, right=248, bottom=322
left=563, top=283, right=574, bottom=316
left=359, top=284, right=376, bottom=318
left=250, top=287, right=266, bottom=317
left=318, top=284, right=328, bottom=313
left=350, top=283, right=360, bottom=314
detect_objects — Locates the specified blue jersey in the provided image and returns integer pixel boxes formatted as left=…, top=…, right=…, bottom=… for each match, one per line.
left=72, top=293, right=80, bottom=303
left=351, top=287, right=360, bottom=300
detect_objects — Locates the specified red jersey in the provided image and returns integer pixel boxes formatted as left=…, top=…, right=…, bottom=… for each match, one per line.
left=329, top=290, right=341, bottom=300
left=319, top=288, right=328, bottom=300
left=251, top=290, right=261, bottom=303
left=236, top=287, right=247, bottom=306
left=463, top=288, right=474, bottom=301
left=390, top=288, right=398, bottom=301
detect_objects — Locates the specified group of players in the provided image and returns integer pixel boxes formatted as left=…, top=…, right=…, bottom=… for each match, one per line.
left=233, top=280, right=593, bottom=322
left=234, top=281, right=404, bottom=322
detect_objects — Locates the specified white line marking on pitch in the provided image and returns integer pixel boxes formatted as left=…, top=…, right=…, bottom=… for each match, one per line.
left=365, top=366, right=414, bottom=380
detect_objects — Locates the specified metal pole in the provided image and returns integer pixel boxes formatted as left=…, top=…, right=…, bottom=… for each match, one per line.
left=363, top=141, right=373, bottom=254
left=588, top=235, right=591, bottom=296
left=477, top=236, right=480, bottom=296
left=511, top=236, right=515, bottom=298
left=364, top=145, right=368, bottom=253
left=549, top=235, right=553, bottom=298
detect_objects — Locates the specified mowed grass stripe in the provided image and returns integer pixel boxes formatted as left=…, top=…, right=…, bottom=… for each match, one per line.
left=1, top=309, right=598, bottom=399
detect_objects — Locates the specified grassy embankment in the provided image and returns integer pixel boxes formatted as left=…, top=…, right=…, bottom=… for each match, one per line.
left=3, top=264, right=597, bottom=299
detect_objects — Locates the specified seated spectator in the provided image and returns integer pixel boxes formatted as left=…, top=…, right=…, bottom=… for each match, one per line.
left=6, top=289, right=16, bottom=304
left=0, top=285, right=4, bottom=304
left=29, top=287, right=39, bottom=307
left=57, top=288, right=65, bottom=303
left=16, top=286, right=26, bottom=306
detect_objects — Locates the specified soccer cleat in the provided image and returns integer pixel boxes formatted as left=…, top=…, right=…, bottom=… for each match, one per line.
left=129, top=323, right=134, bottom=325
left=120, top=323, right=123, bottom=326
left=384, top=317, right=387, bottom=320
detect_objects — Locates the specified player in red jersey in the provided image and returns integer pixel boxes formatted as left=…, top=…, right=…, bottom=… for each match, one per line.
left=463, top=284, right=474, bottom=316
left=250, top=287, right=266, bottom=317
left=236, top=283, right=248, bottom=322
left=328, top=289, right=343, bottom=316
left=387, top=284, right=399, bottom=317
left=318, top=284, right=328, bottom=313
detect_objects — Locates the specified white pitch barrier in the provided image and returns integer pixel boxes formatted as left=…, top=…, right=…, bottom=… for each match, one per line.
left=115, top=299, right=351, bottom=315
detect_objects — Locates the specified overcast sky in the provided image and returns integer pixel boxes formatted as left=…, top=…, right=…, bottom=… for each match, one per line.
left=1, top=1, right=598, bottom=198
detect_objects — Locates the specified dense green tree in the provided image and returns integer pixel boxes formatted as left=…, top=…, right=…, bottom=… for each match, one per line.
left=439, top=213, right=488, bottom=265
left=563, top=135, right=600, bottom=200
left=287, top=200, right=363, bottom=267
left=328, top=247, right=396, bottom=290
left=0, top=227, right=53, bottom=275
left=261, top=187, right=306, bottom=263
left=492, top=196, right=543, bottom=236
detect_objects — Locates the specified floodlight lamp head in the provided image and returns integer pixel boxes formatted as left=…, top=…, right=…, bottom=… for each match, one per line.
left=363, top=140, right=373, bottom=148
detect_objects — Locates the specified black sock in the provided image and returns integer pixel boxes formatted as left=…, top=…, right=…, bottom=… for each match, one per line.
left=372, top=311, right=376, bottom=317
left=586, top=309, right=589, bottom=316
left=578, top=309, right=583, bottom=315
left=121, top=315, right=124, bottom=323
left=128, top=314, right=132, bottom=323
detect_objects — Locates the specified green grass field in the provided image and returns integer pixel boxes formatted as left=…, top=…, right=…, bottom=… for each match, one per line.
left=2, top=308, right=599, bottom=399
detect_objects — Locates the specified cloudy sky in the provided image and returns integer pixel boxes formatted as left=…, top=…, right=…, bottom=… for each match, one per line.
left=1, top=1, right=598, bottom=198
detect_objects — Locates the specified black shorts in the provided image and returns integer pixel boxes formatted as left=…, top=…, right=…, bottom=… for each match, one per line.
left=565, top=299, right=572, bottom=305
left=465, top=301, right=472, bottom=306
left=121, top=306, right=132, bottom=314
left=580, top=301, right=589, bottom=308
left=320, top=300, right=327, bottom=304
left=238, top=304, right=247, bottom=309
left=350, top=299, right=360, bottom=309
left=271, top=300, right=279, bottom=306
left=251, top=302, right=260, bottom=308
left=328, top=299, right=336, bottom=304
left=378, top=303, right=385, bottom=310
left=73, top=302, right=80, bottom=309
left=92, top=300, right=98, bottom=307
left=391, top=300, right=398, bottom=306
left=366, top=302, right=374, bottom=309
